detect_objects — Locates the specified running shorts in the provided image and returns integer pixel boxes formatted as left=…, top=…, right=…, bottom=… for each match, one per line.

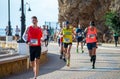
left=29, top=46, right=41, bottom=61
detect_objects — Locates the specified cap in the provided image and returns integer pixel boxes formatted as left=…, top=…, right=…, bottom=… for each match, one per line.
left=65, top=21, right=69, bottom=25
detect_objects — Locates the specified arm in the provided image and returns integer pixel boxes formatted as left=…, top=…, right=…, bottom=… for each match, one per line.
left=22, top=27, right=29, bottom=43
left=84, top=28, right=88, bottom=33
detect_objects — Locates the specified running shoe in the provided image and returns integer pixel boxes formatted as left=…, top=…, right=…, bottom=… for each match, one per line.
left=92, top=65, right=95, bottom=69
left=63, top=57, right=66, bottom=62
left=81, top=49, right=84, bottom=53
left=60, top=55, right=63, bottom=59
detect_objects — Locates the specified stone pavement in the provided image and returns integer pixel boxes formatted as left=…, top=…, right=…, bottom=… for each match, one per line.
left=4, top=43, right=120, bottom=79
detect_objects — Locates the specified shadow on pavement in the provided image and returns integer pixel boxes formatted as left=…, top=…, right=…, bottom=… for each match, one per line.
left=40, top=53, right=66, bottom=75
left=3, top=53, right=65, bottom=79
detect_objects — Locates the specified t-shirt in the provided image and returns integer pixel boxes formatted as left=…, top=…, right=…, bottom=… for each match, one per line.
left=76, top=28, right=83, bottom=38
left=15, top=28, right=20, bottom=35
left=42, top=29, right=47, bottom=40
left=62, top=27, right=73, bottom=43
left=27, top=26, right=42, bottom=46
left=47, top=29, right=50, bottom=36
left=86, top=27, right=97, bottom=43
left=113, top=33, right=119, bottom=37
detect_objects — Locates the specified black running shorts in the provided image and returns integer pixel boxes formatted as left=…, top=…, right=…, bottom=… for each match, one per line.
left=63, top=43, right=72, bottom=48
left=77, top=37, right=83, bottom=42
left=29, top=46, right=41, bottom=61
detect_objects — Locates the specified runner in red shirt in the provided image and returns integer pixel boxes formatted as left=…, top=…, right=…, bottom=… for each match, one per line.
left=26, top=16, right=42, bottom=79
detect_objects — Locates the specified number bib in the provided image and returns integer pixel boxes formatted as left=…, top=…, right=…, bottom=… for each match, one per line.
left=78, top=33, right=82, bottom=37
left=64, top=38, right=70, bottom=43
left=30, top=39, right=38, bottom=45
left=88, top=34, right=95, bottom=38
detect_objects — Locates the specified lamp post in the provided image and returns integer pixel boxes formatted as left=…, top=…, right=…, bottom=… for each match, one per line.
left=19, top=0, right=26, bottom=42
left=6, top=0, right=13, bottom=42
left=8, top=0, right=12, bottom=36
left=18, top=0, right=30, bottom=55
left=19, top=1, right=31, bottom=42
left=19, top=2, right=31, bottom=16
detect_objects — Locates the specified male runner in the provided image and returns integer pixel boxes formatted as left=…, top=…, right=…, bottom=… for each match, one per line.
left=62, top=21, right=74, bottom=67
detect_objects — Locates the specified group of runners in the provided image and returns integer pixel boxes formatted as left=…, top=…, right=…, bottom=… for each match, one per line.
left=23, top=16, right=98, bottom=79
left=58, top=21, right=98, bottom=69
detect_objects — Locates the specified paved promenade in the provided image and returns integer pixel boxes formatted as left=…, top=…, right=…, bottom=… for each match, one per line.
left=5, top=43, right=120, bottom=79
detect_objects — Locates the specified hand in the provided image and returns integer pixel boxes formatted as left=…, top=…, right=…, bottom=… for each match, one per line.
left=96, top=43, right=98, bottom=48
left=27, top=42, right=30, bottom=45
left=63, top=35, right=65, bottom=37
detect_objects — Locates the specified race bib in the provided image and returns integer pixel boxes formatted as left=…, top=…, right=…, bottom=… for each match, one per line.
left=30, top=39, right=38, bottom=45
left=88, top=34, right=95, bottom=38
left=78, top=33, right=82, bottom=37
left=64, top=38, right=70, bottom=42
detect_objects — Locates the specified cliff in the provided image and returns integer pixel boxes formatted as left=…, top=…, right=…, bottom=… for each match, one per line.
left=58, top=0, right=120, bottom=42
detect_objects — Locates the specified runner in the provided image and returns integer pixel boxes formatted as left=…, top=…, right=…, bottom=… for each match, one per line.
left=85, top=21, right=98, bottom=69
left=15, top=25, right=20, bottom=41
left=42, top=25, right=48, bottom=47
left=61, top=21, right=74, bottom=67
left=113, top=32, right=119, bottom=47
left=46, top=26, right=50, bottom=46
left=25, top=16, right=42, bottom=79
left=59, top=23, right=66, bottom=62
left=76, top=23, right=84, bottom=53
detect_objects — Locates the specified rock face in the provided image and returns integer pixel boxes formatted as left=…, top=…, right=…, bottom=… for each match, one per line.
left=58, top=0, right=120, bottom=42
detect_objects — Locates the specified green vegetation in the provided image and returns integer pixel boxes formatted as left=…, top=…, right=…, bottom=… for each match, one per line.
left=104, top=11, right=120, bottom=33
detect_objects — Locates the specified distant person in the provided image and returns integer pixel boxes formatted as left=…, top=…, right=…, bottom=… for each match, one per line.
left=59, top=22, right=66, bottom=62
left=55, top=29, right=60, bottom=45
left=46, top=26, right=50, bottom=46
left=5, top=26, right=13, bottom=35
left=5, top=26, right=9, bottom=35
left=42, top=25, right=48, bottom=47
left=15, top=25, right=20, bottom=41
left=85, top=21, right=98, bottom=69
left=113, top=32, right=119, bottom=47
left=25, top=16, right=42, bottom=79
left=76, top=23, right=84, bottom=53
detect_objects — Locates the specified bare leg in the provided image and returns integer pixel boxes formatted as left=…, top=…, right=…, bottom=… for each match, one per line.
left=64, top=48, right=67, bottom=57
left=60, top=45, right=63, bottom=59
left=34, top=59, right=40, bottom=78
left=76, top=42, right=79, bottom=53
left=81, top=42, right=83, bottom=50
left=80, top=42, right=84, bottom=53
left=88, top=50, right=92, bottom=57
left=66, top=44, right=72, bottom=66
left=77, top=42, right=79, bottom=49
left=30, top=61, right=36, bottom=78
left=92, top=48, right=96, bottom=55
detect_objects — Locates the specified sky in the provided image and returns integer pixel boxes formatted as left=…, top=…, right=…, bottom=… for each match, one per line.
left=0, top=0, right=58, bottom=28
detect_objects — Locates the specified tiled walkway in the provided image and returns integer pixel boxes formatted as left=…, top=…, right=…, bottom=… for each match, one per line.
left=6, top=43, right=120, bottom=79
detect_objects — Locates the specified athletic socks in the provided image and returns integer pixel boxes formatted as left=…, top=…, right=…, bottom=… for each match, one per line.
left=76, top=48, right=79, bottom=53
left=92, top=55, right=96, bottom=69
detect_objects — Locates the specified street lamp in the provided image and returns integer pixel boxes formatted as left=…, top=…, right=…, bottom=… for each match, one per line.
left=19, top=1, right=31, bottom=42
left=19, top=2, right=31, bottom=16
left=8, top=0, right=12, bottom=36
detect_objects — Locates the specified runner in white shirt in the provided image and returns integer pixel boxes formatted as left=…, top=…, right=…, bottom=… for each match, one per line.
left=42, top=25, right=48, bottom=47
left=15, top=25, right=20, bottom=41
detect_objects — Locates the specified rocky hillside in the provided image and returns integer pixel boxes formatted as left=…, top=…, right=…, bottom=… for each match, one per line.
left=58, top=0, right=120, bottom=42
